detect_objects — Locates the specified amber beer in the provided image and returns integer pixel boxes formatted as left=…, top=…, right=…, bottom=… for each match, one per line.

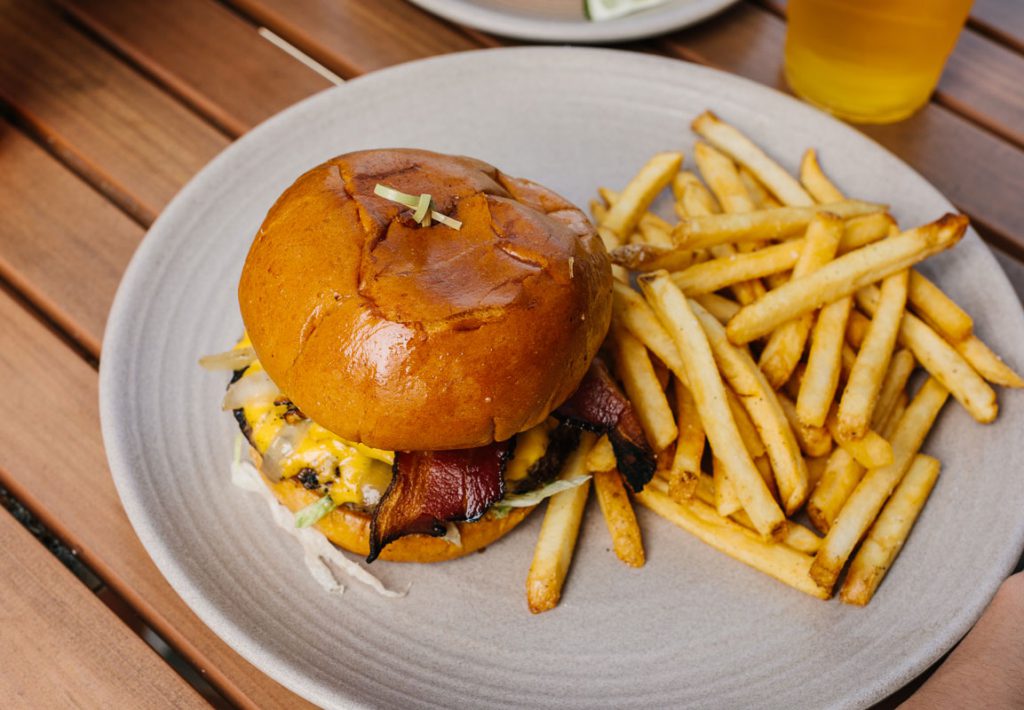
left=785, top=0, right=973, bottom=123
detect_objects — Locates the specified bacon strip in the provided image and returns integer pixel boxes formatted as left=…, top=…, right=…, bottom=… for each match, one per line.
left=367, top=440, right=514, bottom=562
left=555, top=358, right=656, bottom=492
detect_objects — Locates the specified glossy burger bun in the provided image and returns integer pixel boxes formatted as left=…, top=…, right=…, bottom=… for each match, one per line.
left=239, top=148, right=612, bottom=451
left=252, top=449, right=534, bottom=563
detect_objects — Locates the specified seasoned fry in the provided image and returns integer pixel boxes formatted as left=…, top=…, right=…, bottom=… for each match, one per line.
left=806, top=448, right=864, bottom=534
left=907, top=270, right=973, bottom=342
left=526, top=433, right=596, bottom=614
left=778, top=391, right=833, bottom=458
left=638, top=272, right=787, bottom=539
left=694, top=141, right=757, bottom=214
left=694, top=293, right=742, bottom=324
left=726, top=388, right=766, bottom=458
left=609, top=243, right=697, bottom=272
left=827, top=414, right=893, bottom=469
left=857, top=284, right=997, bottom=423
left=727, top=215, right=968, bottom=345
left=871, top=348, right=917, bottom=430
left=798, top=295, right=853, bottom=427
left=611, top=325, right=678, bottom=452
left=837, top=271, right=908, bottom=439
left=805, top=455, right=829, bottom=491
left=672, top=201, right=885, bottom=249
left=713, top=457, right=743, bottom=517
left=954, top=335, right=1024, bottom=389
left=811, top=379, right=949, bottom=591
left=877, top=392, right=908, bottom=441
left=840, top=454, right=941, bottom=605
left=668, top=380, right=703, bottom=499
left=601, top=152, right=683, bottom=239
left=586, top=434, right=617, bottom=473
left=612, top=282, right=688, bottom=387
left=692, top=111, right=815, bottom=207
left=635, top=486, right=828, bottom=599
left=760, top=213, right=844, bottom=388
left=692, top=302, right=809, bottom=514
left=672, top=240, right=804, bottom=295
left=739, top=166, right=781, bottom=209
left=593, top=469, right=645, bottom=568
left=799, top=148, right=845, bottom=204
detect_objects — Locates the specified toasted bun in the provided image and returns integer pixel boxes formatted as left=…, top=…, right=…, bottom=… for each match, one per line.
left=255, top=451, right=533, bottom=563
left=239, top=149, right=611, bottom=451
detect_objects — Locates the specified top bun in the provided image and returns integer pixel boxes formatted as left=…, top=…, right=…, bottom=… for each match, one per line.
left=239, top=149, right=612, bottom=451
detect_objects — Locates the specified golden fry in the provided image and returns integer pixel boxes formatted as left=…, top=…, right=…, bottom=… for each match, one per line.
left=778, top=391, right=833, bottom=458
left=694, top=293, right=742, bottom=324
left=638, top=272, right=787, bottom=539
left=713, top=456, right=743, bottom=517
left=593, top=469, right=646, bottom=568
left=694, top=141, right=757, bottom=214
left=526, top=433, right=596, bottom=614
left=870, top=348, right=917, bottom=430
left=671, top=240, right=804, bottom=295
left=586, top=434, right=617, bottom=473
left=612, top=281, right=687, bottom=381
left=806, top=447, right=864, bottom=535
left=611, top=325, right=678, bottom=452
left=799, top=148, right=845, bottom=203
left=797, top=295, right=853, bottom=428
left=857, top=284, right=997, bottom=423
left=727, top=215, right=968, bottom=345
left=692, top=111, right=815, bottom=207
left=837, top=271, right=909, bottom=439
left=668, top=379, right=703, bottom=500
left=954, top=334, right=1024, bottom=389
left=601, top=152, right=683, bottom=239
left=811, top=379, right=949, bottom=592
left=827, top=410, right=894, bottom=469
left=726, top=388, right=766, bottom=458
left=840, top=454, right=940, bottom=605
left=907, top=270, right=973, bottom=342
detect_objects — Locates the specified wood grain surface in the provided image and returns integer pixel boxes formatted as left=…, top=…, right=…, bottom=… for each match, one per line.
left=0, top=508, right=207, bottom=709
left=0, top=289, right=317, bottom=710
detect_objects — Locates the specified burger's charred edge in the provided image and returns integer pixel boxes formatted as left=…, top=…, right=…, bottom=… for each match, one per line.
left=366, top=439, right=516, bottom=564
left=509, top=424, right=581, bottom=495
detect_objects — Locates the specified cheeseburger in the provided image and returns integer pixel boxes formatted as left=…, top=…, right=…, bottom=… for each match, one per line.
left=208, top=149, right=654, bottom=563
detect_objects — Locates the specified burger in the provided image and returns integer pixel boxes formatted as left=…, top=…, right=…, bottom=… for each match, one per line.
left=208, top=149, right=654, bottom=564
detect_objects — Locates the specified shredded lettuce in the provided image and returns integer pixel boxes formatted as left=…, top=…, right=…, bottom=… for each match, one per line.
left=294, top=494, right=338, bottom=528
left=492, top=475, right=591, bottom=517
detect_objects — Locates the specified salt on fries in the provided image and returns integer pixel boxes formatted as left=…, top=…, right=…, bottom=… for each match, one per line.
left=531, top=110, right=1020, bottom=613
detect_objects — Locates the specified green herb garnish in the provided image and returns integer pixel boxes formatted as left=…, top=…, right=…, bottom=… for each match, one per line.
left=374, top=183, right=462, bottom=230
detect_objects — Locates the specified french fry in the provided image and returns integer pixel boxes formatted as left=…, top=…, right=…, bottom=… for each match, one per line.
left=759, top=213, right=845, bottom=388
left=600, top=152, right=683, bottom=239
left=635, top=486, right=828, bottom=599
left=856, top=284, right=997, bottom=423
left=837, top=271, right=909, bottom=439
left=611, top=325, right=678, bottom=452
left=778, top=391, right=833, bottom=458
left=806, top=448, right=864, bottom=534
left=671, top=240, right=804, bottom=295
left=713, top=457, right=743, bottom=517
left=907, top=270, right=973, bottom=342
left=799, top=148, right=845, bottom=204
left=526, top=433, right=596, bottom=614
left=692, top=111, right=815, bottom=207
left=754, top=455, right=779, bottom=502
left=727, top=215, right=968, bottom=345
left=954, top=335, right=1024, bottom=388
left=805, top=455, right=829, bottom=492
left=798, top=295, right=853, bottom=428
left=870, top=348, right=917, bottom=430
left=811, top=378, right=949, bottom=591
left=738, top=166, right=781, bottom=209
left=609, top=243, right=694, bottom=272
left=726, top=388, right=766, bottom=459
left=593, top=469, right=645, bottom=568
left=612, top=281, right=686, bottom=381
left=694, top=141, right=757, bottom=214
left=694, top=293, right=741, bottom=324
left=586, top=435, right=617, bottom=473
left=826, top=410, right=894, bottom=468
left=668, top=380, right=703, bottom=500
left=840, top=454, right=941, bottom=605
left=672, top=201, right=885, bottom=250
left=638, top=272, right=787, bottom=540
left=876, top=392, right=909, bottom=441
left=692, top=301, right=809, bottom=514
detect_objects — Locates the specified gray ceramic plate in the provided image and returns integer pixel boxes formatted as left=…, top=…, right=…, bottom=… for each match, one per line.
left=405, top=0, right=739, bottom=43
left=100, top=47, right=1024, bottom=710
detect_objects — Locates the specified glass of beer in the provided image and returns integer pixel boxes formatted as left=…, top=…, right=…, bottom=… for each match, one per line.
left=784, top=0, right=973, bottom=124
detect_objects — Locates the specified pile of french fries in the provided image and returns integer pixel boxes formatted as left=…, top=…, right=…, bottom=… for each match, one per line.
left=525, top=110, right=1022, bottom=613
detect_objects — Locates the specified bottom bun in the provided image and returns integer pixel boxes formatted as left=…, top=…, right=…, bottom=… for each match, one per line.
left=252, top=448, right=534, bottom=563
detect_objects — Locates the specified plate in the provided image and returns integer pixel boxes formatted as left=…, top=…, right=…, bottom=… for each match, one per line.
left=405, top=0, right=739, bottom=43
left=100, top=47, right=1024, bottom=709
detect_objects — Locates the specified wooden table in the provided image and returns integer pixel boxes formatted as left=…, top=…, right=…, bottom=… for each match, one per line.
left=1, top=1, right=1021, bottom=706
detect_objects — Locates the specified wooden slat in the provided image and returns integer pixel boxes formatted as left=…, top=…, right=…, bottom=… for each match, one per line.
left=59, top=0, right=332, bottom=137
left=0, top=0, right=227, bottom=224
left=661, top=3, right=1024, bottom=259
left=225, top=0, right=488, bottom=78
left=0, top=509, right=207, bottom=709
left=0, top=292, right=316, bottom=710
left=0, top=121, right=142, bottom=354
left=970, top=0, right=1024, bottom=54
left=756, top=0, right=1024, bottom=149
